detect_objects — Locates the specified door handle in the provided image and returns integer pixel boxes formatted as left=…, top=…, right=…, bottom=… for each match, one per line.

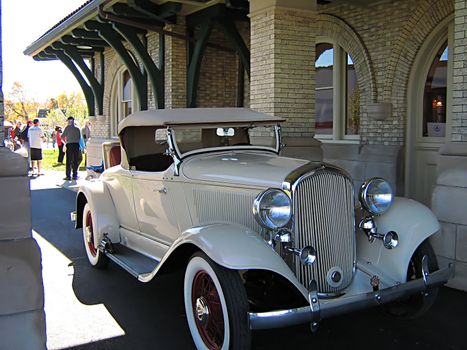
left=153, top=187, right=167, bottom=194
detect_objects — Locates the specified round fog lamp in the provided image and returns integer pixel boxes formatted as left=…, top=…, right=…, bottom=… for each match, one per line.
left=359, top=178, right=393, bottom=215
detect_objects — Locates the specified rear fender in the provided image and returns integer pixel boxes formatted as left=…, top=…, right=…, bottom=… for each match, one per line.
left=141, top=223, right=308, bottom=298
left=357, top=197, right=440, bottom=284
left=75, top=181, right=120, bottom=244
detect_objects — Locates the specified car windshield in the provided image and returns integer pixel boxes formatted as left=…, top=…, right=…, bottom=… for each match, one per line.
left=172, top=124, right=279, bottom=157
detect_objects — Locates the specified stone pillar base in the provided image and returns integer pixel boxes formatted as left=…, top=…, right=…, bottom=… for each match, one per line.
left=0, top=147, right=46, bottom=349
left=431, top=142, right=467, bottom=291
left=322, top=143, right=403, bottom=195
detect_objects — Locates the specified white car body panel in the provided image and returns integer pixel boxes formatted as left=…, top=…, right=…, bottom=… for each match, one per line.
left=357, top=197, right=440, bottom=282
left=78, top=180, right=120, bottom=244
left=182, top=151, right=309, bottom=188
left=101, top=166, right=139, bottom=231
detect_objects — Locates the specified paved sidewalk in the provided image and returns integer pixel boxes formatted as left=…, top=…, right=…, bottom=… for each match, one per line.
left=29, top=169, right=90, bottom=192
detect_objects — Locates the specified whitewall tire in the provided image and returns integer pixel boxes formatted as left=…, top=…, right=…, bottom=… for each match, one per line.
left=184, top=252, right=251, bottom=350
left=82, top=203, right=108, bottom=268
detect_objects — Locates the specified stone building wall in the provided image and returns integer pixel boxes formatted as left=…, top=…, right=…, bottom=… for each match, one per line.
left=319, top=0, right=453, bottom=145
left=250, top=7, right=316, bottom=139
left=165, top=17, right=187, bottom=109
left=197, top=27, right=238, bottom=108
left=452, top=0, right=467, bottom=141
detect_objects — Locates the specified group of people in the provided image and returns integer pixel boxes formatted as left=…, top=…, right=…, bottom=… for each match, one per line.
left=8, top=117, right=91, bottom=181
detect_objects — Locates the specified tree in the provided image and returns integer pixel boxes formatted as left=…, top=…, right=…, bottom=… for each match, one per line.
left=4, top=82, right=40, bottom=121
left=44, top=91, right=87, bottom=128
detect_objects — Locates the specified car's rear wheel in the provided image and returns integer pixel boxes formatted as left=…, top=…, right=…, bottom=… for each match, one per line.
left=82, top=203, right=108, bottom=268
left=384, top=239, right=439, bottom=319
left=184, top=252, right=251, bottom=350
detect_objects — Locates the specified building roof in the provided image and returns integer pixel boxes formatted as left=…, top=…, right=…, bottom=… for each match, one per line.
left=23, top=0, right=118, bottom=57
left=117, top=108, right=285, bottom=134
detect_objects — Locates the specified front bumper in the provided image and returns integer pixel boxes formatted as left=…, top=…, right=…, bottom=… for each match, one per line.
left=248, top=260, right=454, bottom=330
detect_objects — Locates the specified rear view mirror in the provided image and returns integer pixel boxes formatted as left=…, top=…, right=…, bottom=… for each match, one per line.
left=155, top=129, right=168, bottom=143
left=216, top=127, right=235, bottom=137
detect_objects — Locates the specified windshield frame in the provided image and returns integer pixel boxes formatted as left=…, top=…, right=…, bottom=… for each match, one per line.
left=168, top=123, right=282, bottom=161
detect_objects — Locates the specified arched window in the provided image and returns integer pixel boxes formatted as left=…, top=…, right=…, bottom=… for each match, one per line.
left=315, top=41, right=359, bottom=140
left=422, top=42, right=448, bottom=138
left=111, top=67, right=138, bottom=136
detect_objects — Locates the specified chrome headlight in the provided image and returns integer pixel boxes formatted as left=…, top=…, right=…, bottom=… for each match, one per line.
left=359, top=178, right=393, bottom=215
left=253, top=188, right=292, bottom=230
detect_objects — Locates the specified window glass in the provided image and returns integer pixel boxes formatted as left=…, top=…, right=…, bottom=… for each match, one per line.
left=173, top=125, right=277, bottom=155
left=423, top=42, right=447, bottom=137
left=346, top=55, right=359, bottom=135
left=122, top=70, right=132, bottom=118
left=315, top=43, right=334, bottom=135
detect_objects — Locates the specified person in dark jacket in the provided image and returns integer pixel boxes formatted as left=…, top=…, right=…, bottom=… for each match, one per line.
left=61, top=117, right=82, bottom=181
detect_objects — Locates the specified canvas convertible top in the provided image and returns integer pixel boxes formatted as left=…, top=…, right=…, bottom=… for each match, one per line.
left=117, top=108, right=285, bottom=134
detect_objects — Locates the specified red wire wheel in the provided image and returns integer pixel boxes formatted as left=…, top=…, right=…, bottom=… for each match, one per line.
left=85, top=211, right=97, bottom=257
left=191, top=270, right=225, bottom=349
left=184, top=253, right=251, bottom=350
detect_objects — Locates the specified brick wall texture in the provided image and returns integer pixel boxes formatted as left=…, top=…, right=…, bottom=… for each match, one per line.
left=250, top=8, right=316, bottom=139
left=453, top=0, right=467, bottom=141
left=88, top=0, right=464, bottom=146
left=316, top=0, right=453, bottom=145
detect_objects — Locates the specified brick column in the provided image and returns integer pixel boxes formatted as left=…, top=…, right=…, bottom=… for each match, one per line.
left=430, top=0, right=467, bottom=292
left=250, top=0, right=321, bottom=160
left=164, top=17, right=187, bottom=109
left=452, top=0, right=467, bottom=141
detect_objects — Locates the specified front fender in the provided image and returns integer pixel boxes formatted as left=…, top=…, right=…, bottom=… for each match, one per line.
left=357, top=197, right=440, bottom=283
left=76, top=180, right=120, bottom=244
left=140, top=223, right=308, bottom=298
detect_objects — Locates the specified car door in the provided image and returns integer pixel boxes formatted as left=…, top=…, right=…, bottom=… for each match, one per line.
left=131, top=169, right=179, bottom=245
left=102, top=166, right=139, bottom=232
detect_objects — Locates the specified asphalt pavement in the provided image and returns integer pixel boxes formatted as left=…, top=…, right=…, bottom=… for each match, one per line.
left=30, top=171, right=467, bottom=350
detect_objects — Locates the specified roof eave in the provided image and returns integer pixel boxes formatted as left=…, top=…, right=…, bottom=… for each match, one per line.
left=23, top=0, right=118, bottom=57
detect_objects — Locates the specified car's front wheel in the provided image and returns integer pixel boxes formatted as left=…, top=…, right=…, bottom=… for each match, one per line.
left=82, top=203, right=108, bottom=268
left=384, top=239, right=439, bottom=319
left=184, top=252, right=251, bottom=350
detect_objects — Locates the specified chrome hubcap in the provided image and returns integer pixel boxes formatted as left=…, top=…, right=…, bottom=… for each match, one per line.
left=195, top=297, right=210, bottom=326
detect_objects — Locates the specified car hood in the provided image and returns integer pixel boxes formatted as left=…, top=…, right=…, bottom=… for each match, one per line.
left=181, top=151, right=314, bottom=188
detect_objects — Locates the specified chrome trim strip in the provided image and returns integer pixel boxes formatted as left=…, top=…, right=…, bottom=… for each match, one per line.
left=248, top=263, right=454, bottom=330
left=282, top=163, right=353, bottom=193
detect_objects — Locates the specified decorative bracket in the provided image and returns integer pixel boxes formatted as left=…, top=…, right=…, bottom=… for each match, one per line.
left=187, top=19, right=214, bottom=108
left=112, top=22, right=165, bottom=109
left=44, top=48, right=96, bottom=116
left=85, top=20, right=148, bottom=111
left=52, top=42, right=104, bottom=115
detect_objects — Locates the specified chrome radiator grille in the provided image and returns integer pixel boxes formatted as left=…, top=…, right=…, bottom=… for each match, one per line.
left=293, top=169, right=355, bottom=293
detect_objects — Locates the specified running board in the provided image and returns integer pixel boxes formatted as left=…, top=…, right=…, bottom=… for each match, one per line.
left=100, top=242, right=159, bottom=279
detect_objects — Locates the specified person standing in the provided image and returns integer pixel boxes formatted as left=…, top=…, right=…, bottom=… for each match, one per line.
left=81, top=120, right=91, bottom=146
left=55, top=126, right=64, bottom=165
left=81, top=120, right=91, bottom=166
left=27, top=119, right=44, bottom=176
left=61, top=116, right=82, bottom=181
left=13, top=120, right=22, bottom=139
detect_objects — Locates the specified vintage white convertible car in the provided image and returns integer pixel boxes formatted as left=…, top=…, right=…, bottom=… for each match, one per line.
left=73, top=108, right=453, bottom=350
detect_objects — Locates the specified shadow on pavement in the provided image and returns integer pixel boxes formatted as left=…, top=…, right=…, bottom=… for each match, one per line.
left=32, top=188, right=467, bottom=350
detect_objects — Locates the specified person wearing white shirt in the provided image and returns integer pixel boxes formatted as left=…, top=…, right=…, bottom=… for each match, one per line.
left=27, top=119, right=44, bottom=176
